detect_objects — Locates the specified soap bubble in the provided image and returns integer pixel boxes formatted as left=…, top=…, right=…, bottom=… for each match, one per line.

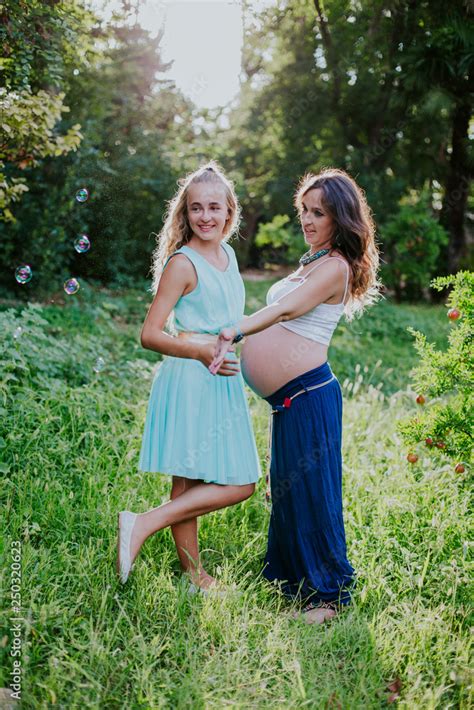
left=15, top=265, right=33, bottom=284
left=64, top=278, right=80, bottom=295
left=93, top=357, right=105, bottom=373
left=74, top=235, right=90, bottom=253
left=13, top=326, right=23, bottom=339
left=75, top=188, right=89, bottom=203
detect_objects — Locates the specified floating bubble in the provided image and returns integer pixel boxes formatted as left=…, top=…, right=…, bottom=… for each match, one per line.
left=15, top=264, right=33, bottom=284
left=93, top=357, right=105, bottom=373
left=74, top=234, right=90, bottom=253
left=75, top=188, right=89, bottom=203
left=13, top=326, right=23, bottom=339
left=64, top=278, right=80, bottom=295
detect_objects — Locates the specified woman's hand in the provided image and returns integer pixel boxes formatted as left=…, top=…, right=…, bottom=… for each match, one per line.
left=208, top=327, right=236, bottom=375
left=196, top=340, right=240, bottom=376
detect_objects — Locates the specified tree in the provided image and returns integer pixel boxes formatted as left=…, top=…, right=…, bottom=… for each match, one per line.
left=393, top=0, right=473, bottom=273
left=0, top=0, right=96, bottom=220
left=220, top=0, right=472, bottom=272
left=0, top=13, right=196, bottom=295
left=398, top=270, right=473, bottom=466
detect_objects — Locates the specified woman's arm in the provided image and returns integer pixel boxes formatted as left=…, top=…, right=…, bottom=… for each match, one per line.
left=238, top=258, right=344, bottom=336
left=208, top=259, right=345, bottom=374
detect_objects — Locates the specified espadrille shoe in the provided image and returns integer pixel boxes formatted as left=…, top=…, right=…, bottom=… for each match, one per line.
left=117, top=511, right=138, bottom=584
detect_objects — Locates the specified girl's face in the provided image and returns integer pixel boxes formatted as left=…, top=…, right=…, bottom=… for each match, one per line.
left=187, top=182, right=230, bottom=242
left=299, top=188, right=336, bottom=251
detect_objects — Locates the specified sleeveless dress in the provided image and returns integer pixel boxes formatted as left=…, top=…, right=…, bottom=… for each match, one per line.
left=138, top=241, right=261, bottom=486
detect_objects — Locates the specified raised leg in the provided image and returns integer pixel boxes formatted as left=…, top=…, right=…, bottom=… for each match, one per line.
left=129, top=480, right=255, bottom=568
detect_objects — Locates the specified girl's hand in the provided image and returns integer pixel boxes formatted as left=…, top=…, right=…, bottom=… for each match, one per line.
left=196, top=341, right=240, bottom=377
left=208, top=328, right=236, bottom=375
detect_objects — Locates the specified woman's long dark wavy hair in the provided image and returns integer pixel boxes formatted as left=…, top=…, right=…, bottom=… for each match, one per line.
left=294, top=167, right=383, bottom=320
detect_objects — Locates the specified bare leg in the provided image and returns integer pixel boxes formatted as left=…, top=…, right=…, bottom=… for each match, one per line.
left=169, top=476, right=215, bottom=588
left=129, top=481, right=255, bottom=567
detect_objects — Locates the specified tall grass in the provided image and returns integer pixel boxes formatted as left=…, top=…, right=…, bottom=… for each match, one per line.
left=0, top=279, right=470, bottom=709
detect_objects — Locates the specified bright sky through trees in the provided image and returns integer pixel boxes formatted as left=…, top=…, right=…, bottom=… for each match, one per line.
left=92, top=0, right=249, bottom=108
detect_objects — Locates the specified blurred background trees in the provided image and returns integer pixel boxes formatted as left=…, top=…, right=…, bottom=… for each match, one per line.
left=1, top=0, right=472, bottom=300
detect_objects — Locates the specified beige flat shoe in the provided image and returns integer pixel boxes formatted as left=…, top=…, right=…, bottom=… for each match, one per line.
left=116, top=511, right=138, bottom=584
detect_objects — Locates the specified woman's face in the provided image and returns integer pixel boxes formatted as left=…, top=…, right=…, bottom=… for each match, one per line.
left=187, top=182, right=230, bottom=242
left=299, top=188, right=336, bottom=251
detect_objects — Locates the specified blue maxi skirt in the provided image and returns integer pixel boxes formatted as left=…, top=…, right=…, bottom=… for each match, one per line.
left=262, top=361, right=356, bottom=606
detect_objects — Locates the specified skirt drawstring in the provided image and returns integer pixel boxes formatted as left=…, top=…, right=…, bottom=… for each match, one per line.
left=265, top=408, right=273, bottom=505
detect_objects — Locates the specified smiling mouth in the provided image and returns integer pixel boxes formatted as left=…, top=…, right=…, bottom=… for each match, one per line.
left=199, top=225, right=215, bottom=230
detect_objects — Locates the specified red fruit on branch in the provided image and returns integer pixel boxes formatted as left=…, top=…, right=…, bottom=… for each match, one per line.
left=447, top=308, right=461, bottom=320
left=454, top=463, right=465, bottom=473
left=436, top=441, right=445, bottom=449
left=425, top=437, right=434, bottom=446
left=416, top=395, right=425, bottom=405
left=407, top=453, right=418, bottom=463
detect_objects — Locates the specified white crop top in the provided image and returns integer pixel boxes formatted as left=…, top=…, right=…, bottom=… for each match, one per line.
left=266, top=256, right=350, bottom=346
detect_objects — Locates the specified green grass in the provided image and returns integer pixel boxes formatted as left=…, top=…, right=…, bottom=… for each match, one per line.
left=0, top=279, right=471, bottom=709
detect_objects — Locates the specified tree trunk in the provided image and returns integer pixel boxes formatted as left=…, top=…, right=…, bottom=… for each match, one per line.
left=234, top=209, right=261, bottom=269
left=440, top=97, right=472, bottom=273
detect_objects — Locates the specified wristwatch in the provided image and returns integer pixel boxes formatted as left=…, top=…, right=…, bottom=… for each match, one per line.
left=232, top=327, right=245, bottom=344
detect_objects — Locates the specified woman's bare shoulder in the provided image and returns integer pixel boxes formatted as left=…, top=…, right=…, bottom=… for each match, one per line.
left=328, top=249, right=350, bottom=265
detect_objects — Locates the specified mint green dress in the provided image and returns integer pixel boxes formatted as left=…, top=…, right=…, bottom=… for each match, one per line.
left=138, top=241, right=261, bottom=485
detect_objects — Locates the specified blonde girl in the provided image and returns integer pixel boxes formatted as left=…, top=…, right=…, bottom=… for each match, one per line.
left=116, top=161, right=261, bottom=593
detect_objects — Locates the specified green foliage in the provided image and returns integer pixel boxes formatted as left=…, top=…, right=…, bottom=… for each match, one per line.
left=0, top=0, right=97, bottom=220
left=217, top=0, right=472, bottom=276
left=0, top=19, right=192, bottom=296
left=0, top=289, right=470, bottom=707
left=0, top=299, right=151, bottom=399
left=0, top=89, right=83, bottom=221
left=1, top=0, right=472, bottom=294
left=380, top=195, right=449, bottom=300
left=0, top=0, right=96, bottom=91
left=254, top=214, right=306, bottom=265
left=398, top=270, right=473, bottom=466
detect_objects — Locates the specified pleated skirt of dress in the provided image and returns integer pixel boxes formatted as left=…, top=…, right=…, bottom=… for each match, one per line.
left=138, top=354, right=261, bottom=486
left=262, top=360, right=356, bottom=606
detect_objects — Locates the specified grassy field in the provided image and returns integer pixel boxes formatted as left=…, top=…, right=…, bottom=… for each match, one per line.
left=0, top=278, right=471, bottom=709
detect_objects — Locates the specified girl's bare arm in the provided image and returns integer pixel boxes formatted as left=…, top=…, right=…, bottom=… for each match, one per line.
left=140, top=255, right=200, bottom=359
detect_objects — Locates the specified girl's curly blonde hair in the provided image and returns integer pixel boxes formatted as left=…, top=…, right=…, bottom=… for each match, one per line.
left=294, top=167, right=384, bottom=321
left=148, top=160, right=241, bottom=295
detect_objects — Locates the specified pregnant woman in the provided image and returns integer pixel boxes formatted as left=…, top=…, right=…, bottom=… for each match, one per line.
left=209, top=168, right=382, bottom=624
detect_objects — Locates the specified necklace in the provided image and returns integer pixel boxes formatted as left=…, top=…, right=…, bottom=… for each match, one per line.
left=299, top=248, right=330, bottom=266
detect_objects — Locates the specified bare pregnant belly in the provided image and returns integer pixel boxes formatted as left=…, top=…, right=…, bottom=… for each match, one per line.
left=240, top=324, right=329, bottom=398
